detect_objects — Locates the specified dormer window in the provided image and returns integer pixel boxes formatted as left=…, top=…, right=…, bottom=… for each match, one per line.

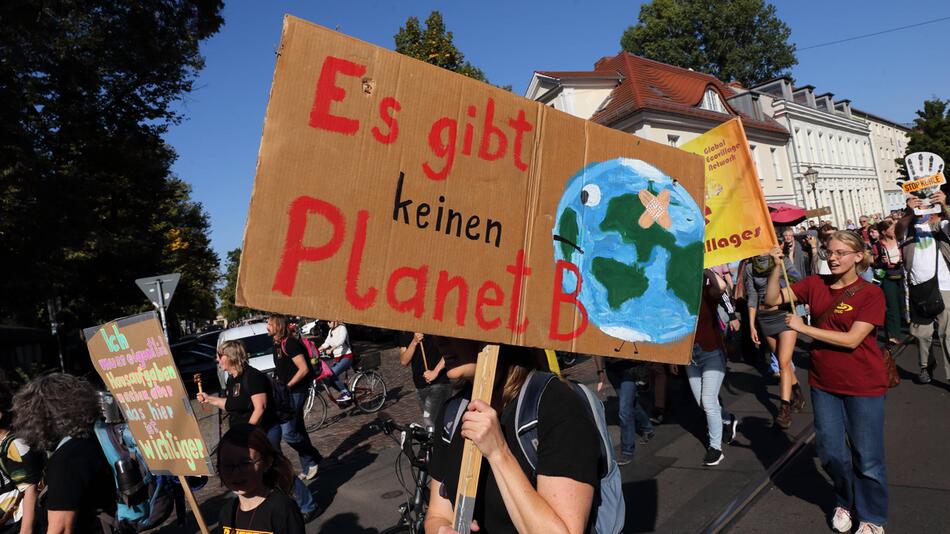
left=700, top=88, right=727, bottom=113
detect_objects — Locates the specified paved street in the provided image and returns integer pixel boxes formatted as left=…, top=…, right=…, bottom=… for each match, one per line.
left=158, top=339, right=950, bottom=533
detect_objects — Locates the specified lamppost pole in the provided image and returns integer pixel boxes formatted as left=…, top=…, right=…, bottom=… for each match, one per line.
left=804, top=167, right=819, bottom=225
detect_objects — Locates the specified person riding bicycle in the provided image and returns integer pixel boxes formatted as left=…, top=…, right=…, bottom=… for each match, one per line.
left=319, top=320, right=354, bottom=402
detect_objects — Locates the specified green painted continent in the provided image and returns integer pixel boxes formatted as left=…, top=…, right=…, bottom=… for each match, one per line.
left=557, top=207, right=579, bottom=260
left=599, top=192, right=701, bottom=315
left=591, top=257, right=649, bottom=309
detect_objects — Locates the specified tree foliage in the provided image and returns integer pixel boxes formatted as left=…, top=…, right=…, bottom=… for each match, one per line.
left=394, top=11, right=494, bottom=85
left=217, top=248, right=256, bottom=324
left=898, top=99, right=950, bottom=179
left=0, top=1, right=224, bottom=346
left=620, top=0, right=797, bottom=86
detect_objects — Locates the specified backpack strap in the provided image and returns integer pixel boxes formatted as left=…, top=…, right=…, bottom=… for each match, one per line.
left=514, top=370, right=558, bottom=473
left=567, top=382, right=611, bottom=476
left=440, top=395, right=469, bottom=445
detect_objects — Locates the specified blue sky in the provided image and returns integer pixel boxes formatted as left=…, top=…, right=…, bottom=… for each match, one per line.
left=162, top=0, right=950, bottom=263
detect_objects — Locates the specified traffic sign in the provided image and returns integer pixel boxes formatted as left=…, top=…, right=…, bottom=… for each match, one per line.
left=135, top=273, right=181, bottom=309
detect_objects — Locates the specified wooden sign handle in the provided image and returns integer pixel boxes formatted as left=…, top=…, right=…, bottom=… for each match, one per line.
left=178, top=475, right=209, bottom=534
left=419, top=340, right=430, bottom=372
left=452, top=344, right=499, bottom=534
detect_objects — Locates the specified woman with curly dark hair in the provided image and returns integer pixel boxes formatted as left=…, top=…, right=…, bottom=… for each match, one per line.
left=13, top=374, right=115, bottom=533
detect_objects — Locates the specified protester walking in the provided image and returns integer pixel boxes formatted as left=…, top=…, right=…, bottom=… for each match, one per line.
left=783, top=228, right=808, bottom=279
left=872, top=219, right=905, bottom=345
left=683, top=269, right=738, bottom=466
left=744, top=252, right=804, bottom=429
left=425, top=341, right=602, bottom=534
left=896, top=192, right=950, bottom=384
left=765, top=232, right=889, bottom=534
left=397, top=331, right=453, bottom=430
left=217, top=424, right=306, bottom=534
left=199, top=339, right=321, bottom=522
left=319, top=320, right=355, bottom=401
left=12, top=374, right=115, bottom=534
left=268, top=314, right=323, bottom=481
left=594, top=356, right=656, bottom=465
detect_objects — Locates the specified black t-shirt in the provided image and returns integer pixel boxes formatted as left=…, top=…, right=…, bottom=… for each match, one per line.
left=273, top=336, right=313, bottom=393
left=226, top=366, right=278, bottom=429
left=429, top=379, right=600, bottom=534
left=219, top=491, right=305, bottom=534
left=395, top=332, right=449, bottom=389
left=44, top=437, right=116, bottom=532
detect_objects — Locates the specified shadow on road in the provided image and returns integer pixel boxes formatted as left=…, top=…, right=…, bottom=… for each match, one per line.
left=622, top=478, right=659, bottom=533
left=317, top=512, right=381, bottom=534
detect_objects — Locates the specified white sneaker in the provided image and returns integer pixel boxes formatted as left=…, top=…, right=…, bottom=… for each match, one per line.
left=831, top=507, right=852, bottom=533
left=338, top=392, right=352, bottom=403
left=855, top=522, right=884, bottom=534
left=299, top=464, right=319, bottom=481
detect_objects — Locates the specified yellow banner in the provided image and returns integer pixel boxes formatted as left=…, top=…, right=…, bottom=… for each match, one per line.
left=681, top=119, right=777, bottom=267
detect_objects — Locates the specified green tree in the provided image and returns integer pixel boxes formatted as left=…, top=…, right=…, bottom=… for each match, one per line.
left=394, top=11, right=497, bottom=85
left=898, top=98, right=950, bottom=179
left=0, top=1, right=223, bottom=348
left=620, top=0, right=797, bottom=86
left=217, top=247, right=255, bottom=324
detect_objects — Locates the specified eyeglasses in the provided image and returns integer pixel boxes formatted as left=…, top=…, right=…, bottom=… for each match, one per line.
left=827, top=250, right=859, bottom=258
left=219, top=459, right=262, bottom=473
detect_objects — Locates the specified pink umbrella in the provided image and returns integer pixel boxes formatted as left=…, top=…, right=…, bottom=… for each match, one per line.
left=768, top=202, right=806, bottom=225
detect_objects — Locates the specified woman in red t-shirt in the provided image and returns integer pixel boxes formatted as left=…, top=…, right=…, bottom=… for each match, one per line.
left=763, top=231, right=888, bottom=534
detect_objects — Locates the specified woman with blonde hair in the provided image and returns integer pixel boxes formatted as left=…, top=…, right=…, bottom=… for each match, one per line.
left=764, top=230, right=889, bottom=534
left=425, top=341, right=602, bottom=534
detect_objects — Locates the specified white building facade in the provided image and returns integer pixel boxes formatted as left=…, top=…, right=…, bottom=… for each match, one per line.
left=852, top=108, right=910, bottom=213
left=749, top=79, right=886, bottom=227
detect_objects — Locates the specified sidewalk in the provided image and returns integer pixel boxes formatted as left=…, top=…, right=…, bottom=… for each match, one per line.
left=728, top=340, right=950, bottom=533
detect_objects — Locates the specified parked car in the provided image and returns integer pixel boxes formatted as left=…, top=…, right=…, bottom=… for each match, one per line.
left=215, top=322, right=276, bottom=390
left=170, top=341, right=220, bottom=398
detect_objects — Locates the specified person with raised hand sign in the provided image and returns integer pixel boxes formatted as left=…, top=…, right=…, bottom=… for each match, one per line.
left=764, top=232, right=889, bottom=534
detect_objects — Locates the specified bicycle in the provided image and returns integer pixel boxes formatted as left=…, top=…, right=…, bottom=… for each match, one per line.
left=303, top=351, right=387, bottom=431
left=377, top=417, right=434, bottom=534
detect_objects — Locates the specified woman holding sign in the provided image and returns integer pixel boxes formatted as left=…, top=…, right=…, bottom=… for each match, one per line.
left=764, top=233, right=888, bottom=534
left=425, top=341, right=601, bottom=534
left=199, top=340, right=322, bottom=523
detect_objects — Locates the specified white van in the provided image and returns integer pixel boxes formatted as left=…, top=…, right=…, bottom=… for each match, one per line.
left=216, top=323, right=276, bottom=390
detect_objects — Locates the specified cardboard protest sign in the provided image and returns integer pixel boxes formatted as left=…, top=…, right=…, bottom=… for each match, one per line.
left=680, top=119, right=778, bottom=267
left=85, top=312, right=213, bottom=476
left=901, top=151, right=946, bottom=215
left=236, top=16, right=707, bottom=362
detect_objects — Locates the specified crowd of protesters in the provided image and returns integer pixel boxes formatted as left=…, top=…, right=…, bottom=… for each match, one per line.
left=4, top=195, right=948, bottom=533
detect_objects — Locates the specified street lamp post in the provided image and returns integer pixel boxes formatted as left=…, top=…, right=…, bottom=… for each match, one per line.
left=804, top=167, right=819, bottom=224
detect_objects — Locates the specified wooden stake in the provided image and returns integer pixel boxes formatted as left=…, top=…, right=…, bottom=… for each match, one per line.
left=452, top=344, right=500, bottom=534
left=178, top=475, right=209, bottom=534
left=419, top=339, right=430, bottom=372
left=779, top=260, right=798, bottom=310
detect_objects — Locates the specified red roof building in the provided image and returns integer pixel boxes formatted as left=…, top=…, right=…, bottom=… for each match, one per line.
left=526, top=52, right=798, bottom=203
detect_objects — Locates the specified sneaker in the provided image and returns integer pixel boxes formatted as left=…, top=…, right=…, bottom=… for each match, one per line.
left=855, top=521, right=884, bottom=534
left=831, top=506, right=852, bottom=533
left=639, top=430, right=656, bottom=445
left=723, top=415, right=738, bottom=445
left=616, top=453, right=633, bottom=466
left=649, top=408, right=665, bottom=425
left=703, top=447, right=724, bottom=466
left=299, top=464, right=319, bottom=481
left=338, top=392, right=353, bottom=403
left=917, top=368, right=932, bottom=384
left=791, top=387, right=806, bottom=413
left=774, top=402, right=792, bottom=430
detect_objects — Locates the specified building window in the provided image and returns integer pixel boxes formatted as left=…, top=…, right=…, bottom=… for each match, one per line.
left=700, top=89, right=727, bottom=113
left=750, top=144, right=762, bottom=180
left=771, top=148, right=783, bottom=182
left=667, top=134, right=680, bottom=147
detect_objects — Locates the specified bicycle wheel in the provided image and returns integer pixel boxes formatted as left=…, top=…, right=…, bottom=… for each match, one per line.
left=352, top=371, right=387, bottom=413
left=303, top=386, right=328, bottom=432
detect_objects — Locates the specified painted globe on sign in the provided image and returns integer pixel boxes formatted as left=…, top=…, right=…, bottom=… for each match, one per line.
left=552, top=158, right=704, bottom=344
